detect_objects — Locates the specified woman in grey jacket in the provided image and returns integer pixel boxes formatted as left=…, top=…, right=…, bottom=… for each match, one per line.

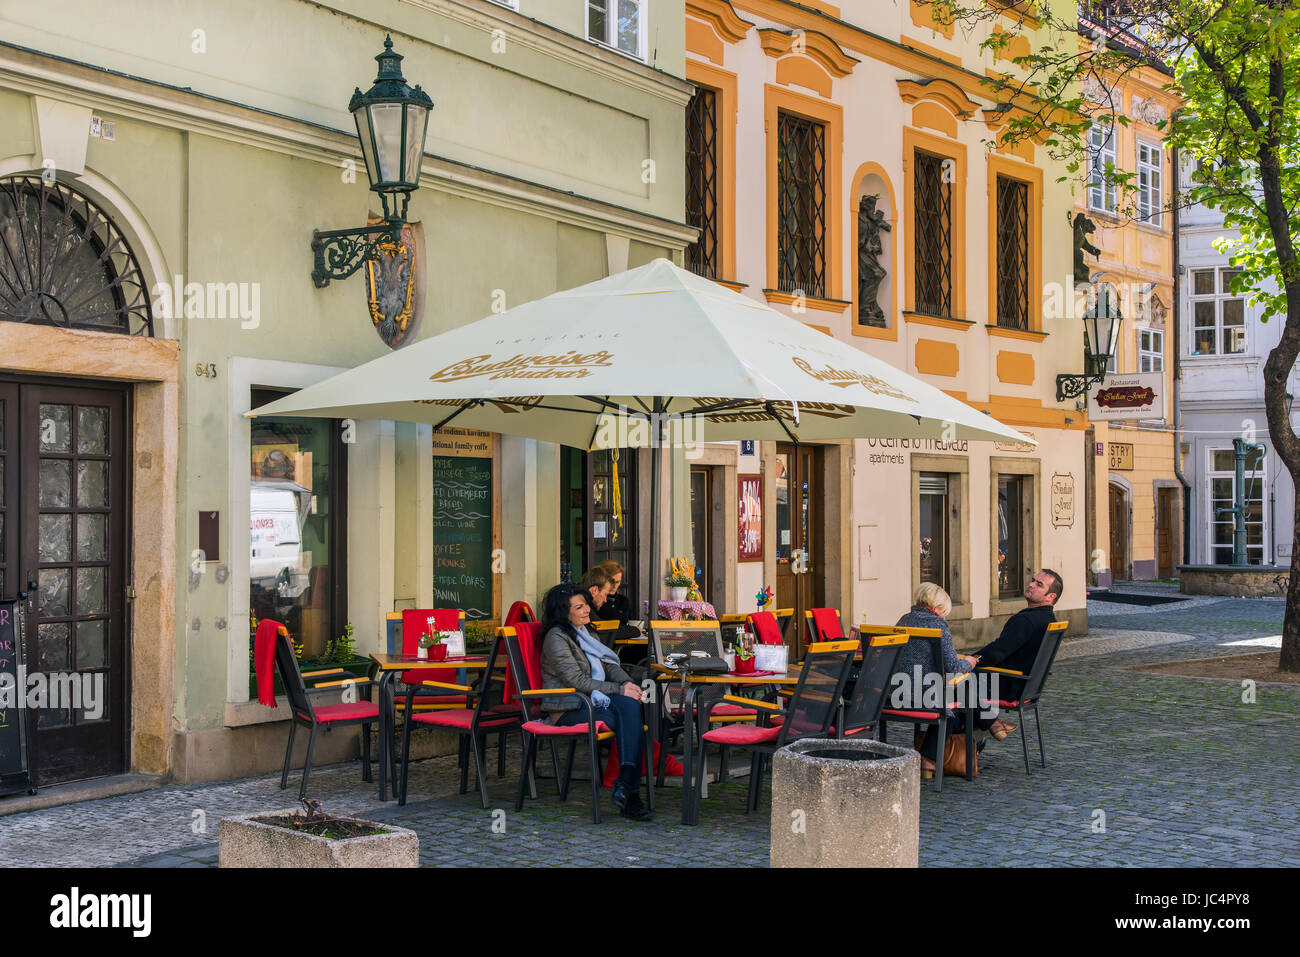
left=893, top=583, right=978, bottom=778
left=539, top=583, right=651, bottom=820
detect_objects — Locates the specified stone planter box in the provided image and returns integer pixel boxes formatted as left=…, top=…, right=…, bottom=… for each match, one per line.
left=770, top=738, right=918, bottom=868
left=1178, top=564, right=1289, bottom=598
left=219, top=809, right=418, bottom=868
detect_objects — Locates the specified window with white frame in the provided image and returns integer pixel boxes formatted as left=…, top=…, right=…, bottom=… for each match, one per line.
left=488, top=0, right=519, bottom=8
left=1137, top=140, right=1163, bottom=225
left=1207, top=445, right=1266, bottom=565
left=1088, top=121, right=1117, bottom=213
left=1138, top=326, right=1164, bottom=371
left=1190, top=267, right=1245, bottom=356
left=587, top=0, right=645, bottom=59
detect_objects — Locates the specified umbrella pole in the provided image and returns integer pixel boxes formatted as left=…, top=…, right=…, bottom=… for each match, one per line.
left=649, top=397, right=662, bottom=619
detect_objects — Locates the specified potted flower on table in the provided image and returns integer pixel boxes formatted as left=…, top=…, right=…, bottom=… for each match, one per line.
left=664, top=570, right=694, bottom=603
left=417, top=631, right=448, bottom=661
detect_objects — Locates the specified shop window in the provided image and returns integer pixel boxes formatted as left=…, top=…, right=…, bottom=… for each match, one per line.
left=918, top=473, right=952, bottom=592
left=777, top=111, right=827, bottom=298
left=249, top=389, right=347, bottom=660
left=1190, top=267, right=1245, bottom=356
left=913, top=150, right=952, bottom=317
left=995, top=175, right=1029, bottom=330
left=997, top=474, right=1029, bottom=597
left=1208, top=446, right=1265, bottom=565
left=686, top=85, right=719, bottom=280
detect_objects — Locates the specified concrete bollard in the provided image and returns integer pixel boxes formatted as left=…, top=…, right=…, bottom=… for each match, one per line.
left=770, top=738, right=919, bottom=868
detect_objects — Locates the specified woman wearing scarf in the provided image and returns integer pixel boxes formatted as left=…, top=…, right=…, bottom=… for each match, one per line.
left=539, top=583, right=652, bottom=821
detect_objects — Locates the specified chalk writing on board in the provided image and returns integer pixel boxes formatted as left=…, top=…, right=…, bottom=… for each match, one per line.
left=433, top=456, right=494, bottom=619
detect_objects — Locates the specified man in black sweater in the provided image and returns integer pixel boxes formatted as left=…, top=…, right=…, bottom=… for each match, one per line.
left=972, top=568, right=1062, bottom=739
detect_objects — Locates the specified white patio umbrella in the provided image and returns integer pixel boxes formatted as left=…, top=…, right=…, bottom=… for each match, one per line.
left=249, top=258, right=1032, bottom=605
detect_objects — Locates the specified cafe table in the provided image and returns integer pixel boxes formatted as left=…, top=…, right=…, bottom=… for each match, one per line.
left=672, top=669, right=801, bottom=826
left=367, top=652, right=500, bottom=801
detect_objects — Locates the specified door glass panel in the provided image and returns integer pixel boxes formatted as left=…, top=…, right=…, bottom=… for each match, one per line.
left=39, top=404, right=71, bottom=452
left=775, top=453, right=791, bottom=562
left=77, top=460, right=108, bottom=507
left=39, top=566, right=71, bottom=617
left=39, top=513, right=72, bottom=562
left=76, top=566, right=107, bottom=616
left=76, top=406, right=109, bottom=454
left=38, top=621, right=70, bottom=670
left=800, top=451, right=812, bottom=566
left=77, top=513, right=108, bottom=562
left=998, top=476, right=1023, bottom=597
left=919, top=473, right=949, bottom=590
left=36, top=703, right=70, bottom=729
left=76, top=619, right=107, bottom=669
left=77, top=696, right=108, bottom=725
left=39, top=460, right=72, bottom=507
left=0, top=457, right=5, bottom=504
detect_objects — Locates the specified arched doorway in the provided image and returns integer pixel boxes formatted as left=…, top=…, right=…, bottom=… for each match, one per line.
left=1109, top=481, right=1130, bottom=582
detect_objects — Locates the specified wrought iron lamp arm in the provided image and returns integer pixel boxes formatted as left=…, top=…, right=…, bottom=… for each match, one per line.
left=311, top=221, right=403, bottom=288
left=1055, top=370, right=1106, bottom=403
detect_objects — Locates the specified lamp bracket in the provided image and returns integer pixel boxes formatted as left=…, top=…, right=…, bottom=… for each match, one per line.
left=1056, top=370, right=1106, bottom=403
left=310, top=220, right=403, bottom=288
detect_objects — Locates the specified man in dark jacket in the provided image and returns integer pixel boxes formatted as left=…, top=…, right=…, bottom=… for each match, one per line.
left=973, top=568, right=1062, bottom=738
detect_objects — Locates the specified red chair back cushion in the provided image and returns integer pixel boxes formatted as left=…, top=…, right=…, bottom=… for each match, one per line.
left=504, top=601, right=535, bottom=625
left=401, top=608, right=462, bottom=686
left=748, top=612, right=783, bottom=646
left=810, top=608, right=844, bottom=641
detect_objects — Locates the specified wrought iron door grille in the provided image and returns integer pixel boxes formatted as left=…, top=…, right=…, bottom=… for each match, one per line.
left=777, top=112, right=826, bottom=299
left=0, top=176, right=154, bottom=336
left=996, top=176, right=1029, bottom=330
left=913, top=151, right=951, bottom=317
left=685, top=86, right=719, bottom=279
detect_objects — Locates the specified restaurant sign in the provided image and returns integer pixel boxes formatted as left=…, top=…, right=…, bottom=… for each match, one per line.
left=1108, top=442, right=1134, bottom=471
left=1088, top=373, right=1163, bottom=422
left=1051, top=473, right=1075, bottom=528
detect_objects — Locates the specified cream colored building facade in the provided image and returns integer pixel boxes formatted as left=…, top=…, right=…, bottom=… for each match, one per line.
left=683, top=0, right=1088, bottom=646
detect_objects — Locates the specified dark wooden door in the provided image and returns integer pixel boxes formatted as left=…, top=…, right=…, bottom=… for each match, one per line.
left=586, top=449, right=637, bottom=615
left=775, top=444, right=823, bottom=654
left=1157, top=488, right=1174, bottom=578
left=690, top=467, right=711, bottom=604
left=1109, top=485, right=1127, bottom=583
left=18, top=381, right=129, bottom=785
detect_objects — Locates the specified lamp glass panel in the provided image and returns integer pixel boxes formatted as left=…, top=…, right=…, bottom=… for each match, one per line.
left=354, top=111, right=380, bottom=189
left=368, top=103, right=405, bottom=184
left=403, top=105, right=428, bottom=187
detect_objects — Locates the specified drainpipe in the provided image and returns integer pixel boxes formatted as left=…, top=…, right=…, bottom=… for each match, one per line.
left=1172, top=146, right=1192, bottom=566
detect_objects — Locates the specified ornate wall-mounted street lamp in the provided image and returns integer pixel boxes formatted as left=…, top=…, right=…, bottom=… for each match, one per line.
left=1056, top=286, right=1123, bottom=402
left=311, top=36, right=433, bottom=288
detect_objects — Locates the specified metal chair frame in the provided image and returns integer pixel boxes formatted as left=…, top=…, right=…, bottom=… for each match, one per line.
left=975, top=620, right=1068, bottom=774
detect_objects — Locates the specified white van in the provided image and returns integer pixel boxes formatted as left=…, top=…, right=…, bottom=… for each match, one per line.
left=250, top=481, right=312, bottom=598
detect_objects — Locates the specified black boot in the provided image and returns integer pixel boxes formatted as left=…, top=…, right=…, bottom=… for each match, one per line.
left=611, top=764, right=637, bottom=810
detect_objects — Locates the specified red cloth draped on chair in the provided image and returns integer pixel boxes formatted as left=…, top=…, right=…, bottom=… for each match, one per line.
left=810, top=608, right=845, bottom=641
left=254, top=619, right=284, bottom=707
left=504, top=601, right=535, bottom=625
left=747, top=612, right=784, bottom=645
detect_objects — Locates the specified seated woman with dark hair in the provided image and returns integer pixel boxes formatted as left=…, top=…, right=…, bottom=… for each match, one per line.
left=539, top=582, right=651, bottom=821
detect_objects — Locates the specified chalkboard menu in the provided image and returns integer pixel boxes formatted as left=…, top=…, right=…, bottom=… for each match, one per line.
left=433, top=455, right=495, bottom=620
left=0, top=598, right=35, bottom=796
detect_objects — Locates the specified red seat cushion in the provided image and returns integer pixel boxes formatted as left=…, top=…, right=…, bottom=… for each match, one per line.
left=881, top=708, right=945, bottom=720
left=412, top=709, right=520, bottom=730
left=396, top=695, right=467, bottom=709
left=711, top=703, right=756, bottom=716
left=306, top=702, right=380, bottom=724
left=522, top=720, right=611, bottom=736
left=702, top=724, right=782, bottom=746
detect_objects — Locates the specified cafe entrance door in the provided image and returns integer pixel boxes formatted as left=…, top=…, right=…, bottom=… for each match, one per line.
left=559, top=448, right=638, bottom=614
left=774, top=444, right=824, bottom=655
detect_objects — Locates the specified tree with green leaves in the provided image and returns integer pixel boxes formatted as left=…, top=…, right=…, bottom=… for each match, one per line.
left=920, top=0, right=1300, bottom=670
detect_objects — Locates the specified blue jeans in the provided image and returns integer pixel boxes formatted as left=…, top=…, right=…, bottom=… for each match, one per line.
left=556, top=693, right=645, bottom=779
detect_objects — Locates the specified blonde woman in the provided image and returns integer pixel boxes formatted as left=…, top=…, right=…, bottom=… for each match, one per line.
left=893, top=583, right=979, bottom=778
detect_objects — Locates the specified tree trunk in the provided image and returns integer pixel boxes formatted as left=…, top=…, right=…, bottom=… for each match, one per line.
left=1286, top=490, right=1300, bottom=672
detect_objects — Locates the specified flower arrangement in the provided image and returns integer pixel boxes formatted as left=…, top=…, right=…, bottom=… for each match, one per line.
left=418, top=630, right=449, bottom=661
left=418, top=631, right=445, bottom=649
left=664, top=556, right=696, bottom=588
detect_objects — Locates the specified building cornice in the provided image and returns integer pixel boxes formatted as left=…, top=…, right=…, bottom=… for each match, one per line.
left=0, top=43, right=696, bottom=251
left=686, top=0, right=756, bottom=43
left=758, top=28, right=859, bottom=77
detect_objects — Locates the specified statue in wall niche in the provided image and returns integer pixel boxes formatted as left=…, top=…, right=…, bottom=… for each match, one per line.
left=1072, top=212, right=1101, bottom=287
left=857, top=194, right=891, bottom=326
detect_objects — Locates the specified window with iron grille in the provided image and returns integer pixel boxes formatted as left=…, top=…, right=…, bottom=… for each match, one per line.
left=913, top=150, right=952, bottom=317
left=996, top=175, right=1029, bottom=330
left=777, top=112, right=827, bottom=298
left=685, top=86, right=719, bottom=279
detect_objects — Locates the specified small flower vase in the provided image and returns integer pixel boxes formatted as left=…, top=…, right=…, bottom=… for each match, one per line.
left=430, top=643, right=448, bottom=662
left=734, top=654, right=755, bottom=675
left=670, top=587, right=688, bottom=602
left=417, top=646, right=429, bottom=660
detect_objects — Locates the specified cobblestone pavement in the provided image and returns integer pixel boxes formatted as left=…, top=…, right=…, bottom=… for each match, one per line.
left=1, top=585, right=1296, bottom=867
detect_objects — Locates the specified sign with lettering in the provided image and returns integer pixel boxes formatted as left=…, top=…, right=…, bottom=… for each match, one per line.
left=1089, top=372, right=1164, bottom=421
left=432, top=427, right=493, bottom=458
left=1051, top=473, right=1075, bottom=528
left=1109, top=443, right=1134, bottom=471
left=738, top=475, right=763, bottom=562
left=433, top=456, right=495, bottom=620
left=0, top=599, right=35, bottom=796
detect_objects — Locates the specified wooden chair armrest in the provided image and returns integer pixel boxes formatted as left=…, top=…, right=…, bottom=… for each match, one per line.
left=301, top=667, right=346, bottom=678
left=948, top=671, right=973, bottom=687
left=519, top=687, right=576, bottom=696
left=977, top=666, right=1025, bottom=676
left=421, top=680, right=474, bottom=692
left=311, top=677, right=373, bottom=689
left=722, top=694, right=781, bottom=712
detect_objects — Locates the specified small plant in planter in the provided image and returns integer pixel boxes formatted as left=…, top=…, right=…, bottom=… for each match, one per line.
left=733, top=640, right=756, bottom=674
left=418, top=631, right=448, bottom=661
left=664, top=570, right=694, bottom=602
left=219, top=798, right=417, bottom=868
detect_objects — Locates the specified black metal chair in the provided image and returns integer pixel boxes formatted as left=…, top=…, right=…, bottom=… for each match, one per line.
left=836, top=629, right=909, bottom=739
left=975, top=620, right=1068, bottom=774
left=878, top=624, right=976, bottom=792
left=695, top=639, right=857, bottom=816
left=397, top=632, right=522, bottom=807
left=271, top=628, right=379, bottom=799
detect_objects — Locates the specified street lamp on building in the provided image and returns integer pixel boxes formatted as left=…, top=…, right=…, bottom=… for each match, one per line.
left=1056, top=285, right=1123, bottom=402
left=311, top=36, right=433, bottom=288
